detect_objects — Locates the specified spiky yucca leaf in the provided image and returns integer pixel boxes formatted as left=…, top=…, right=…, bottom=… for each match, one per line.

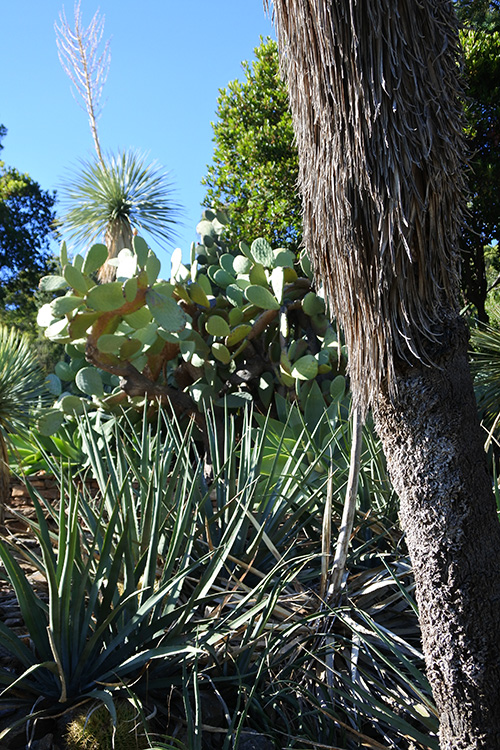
left=0, top=326, right=48, bottom=515
left=470, top=322, right=500, bottom=435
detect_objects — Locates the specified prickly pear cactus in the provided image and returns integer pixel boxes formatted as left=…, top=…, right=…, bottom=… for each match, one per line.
left=38, top=211, right=346, bottom=434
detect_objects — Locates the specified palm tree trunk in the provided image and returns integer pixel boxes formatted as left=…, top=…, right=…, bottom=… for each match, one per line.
left=373, top=314, right=500, bottom=748
left=268, top=0, right=500, bottom=745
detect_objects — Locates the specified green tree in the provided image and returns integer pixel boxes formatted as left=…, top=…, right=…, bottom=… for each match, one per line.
left=0, top=127, right=57, bottom=333
left=269, top=0, right=500, bottom=746
left=456, top=0, right=500, bottom=29
left=457, top=1, right=500, bottom=320
left=202, top=38, right=301, bottom=252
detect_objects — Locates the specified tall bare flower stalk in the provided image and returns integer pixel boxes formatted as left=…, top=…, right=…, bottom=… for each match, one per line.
left=55, top=0, right=110, bottom=168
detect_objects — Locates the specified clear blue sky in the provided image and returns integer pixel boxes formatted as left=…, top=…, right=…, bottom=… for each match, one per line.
left=0, top=1, right=275, bottom=270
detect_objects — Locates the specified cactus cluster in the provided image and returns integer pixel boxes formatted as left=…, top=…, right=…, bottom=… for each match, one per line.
left=37, top=210, right=345, bottom=433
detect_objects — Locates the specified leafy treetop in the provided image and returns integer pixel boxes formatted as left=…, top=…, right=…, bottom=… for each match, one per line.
left=0, top=127, right=57, bottom=336
left=202, top=38, right=301, bottom=253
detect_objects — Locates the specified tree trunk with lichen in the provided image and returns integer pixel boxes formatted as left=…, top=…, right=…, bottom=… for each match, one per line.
left=268, top=0, right=500, bottom=745
left=373, top=315, right=500, bottom=748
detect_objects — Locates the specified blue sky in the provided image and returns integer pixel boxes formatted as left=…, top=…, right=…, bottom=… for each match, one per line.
left=0, top=1, right=275, bottom=270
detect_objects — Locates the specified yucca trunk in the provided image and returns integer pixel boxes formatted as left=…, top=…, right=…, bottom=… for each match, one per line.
left=99, top=216, right=133, bottom=283
left=269, top=0, right=500, bottom=746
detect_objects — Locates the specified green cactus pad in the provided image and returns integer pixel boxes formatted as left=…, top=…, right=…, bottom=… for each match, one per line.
left=55, top=361, right=75, bottom=381
left=49, top=295, right=84, bottom=317
left=63, top=264, right=90, bottom=295
left=225, top=284, right=244, bottom=307
left=45, top=373, right=62, bottom=397
left=37, top=409, right=66, bottom=436
left=86, top=282, right=125, bottom=312
left=39, top=274, right=68, bottom=292
left=146, top=289, right=186, bottom=333
left=60, top=240, right=68, bottom=267
left=330, top=375, right=346, bottom=402
left=302, top=291, right=325, bottom=316
left=207, top=266, right=235, bottom=289
left=60, top=394, right=85, bottom=416
left=146, top=254, right=161, bottom=285
left=206, top=315, right=231, bottom=337
left=228, top=308, right=244, bottom=326
left=189, top=282, right=210, bottom=308
left=197, top=273, right=212, bottom=296
left=300, top=250, right=314, bottom=279
left=235, top=277, right=251, bottom=290
left=273, top=249, right=296, bottom=268
left=249, top=263, right=268, bottom=287
left=123, top=307, right=152, bottom=329
left=45, top=318, right=70, bottom=342
left=233, top=255, right=252, bottom=274
left=212, top=342, right=231, bottom=364
left=219, top=253, right=236, bottom=275
left=120, top=338, right=143, bottom=359
left=270, top=267, right=285, bottom=304
left=197, top=219, right=216, bottom=238
left=239, top=241, right=253, bottom=259
left=75, top=367, right=104, bottom=397
left=133, top=235, right=150, bottom=268
left=123, top=277, right=138, bottom=303
left=251, top=238, right=274, bottom=268
left=97, top=334, right=126, bottom=354
left=291, top=354, right=319, bottom=381
left=245, top=285, right=280, bottom=311
left=226, top=324, right=252, bottom=347
left=82, top=243, right=108, bottom=275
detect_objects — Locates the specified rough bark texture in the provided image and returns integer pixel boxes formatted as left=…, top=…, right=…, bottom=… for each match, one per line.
left=268, top=0, right=500, bottom=744
left=267, top=0, right=465, bottom=414
left=373, top=316, right=500, bottom=749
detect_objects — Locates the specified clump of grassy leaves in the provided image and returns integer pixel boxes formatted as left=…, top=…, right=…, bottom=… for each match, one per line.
left=0, top=402, right=434, bottom=749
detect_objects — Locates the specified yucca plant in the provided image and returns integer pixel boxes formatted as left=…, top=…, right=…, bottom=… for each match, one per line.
left=0, top=325, right=49, bottom=521
left=0, top=405, right=319, bottom=743
left=0, top=398, right=432, bottom=748
left=55, top=2, right=180, bottom=282
left=60, top=151, right=180, bottom=282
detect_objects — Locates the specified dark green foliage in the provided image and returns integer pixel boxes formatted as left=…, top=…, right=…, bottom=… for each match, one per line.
left=202, top=38, right=301, bottom=252
left=456, top=0, right=500, bottom=30
left=0, top=127, right=57, bottom=334
left=456, top=4, right=500, bottom=320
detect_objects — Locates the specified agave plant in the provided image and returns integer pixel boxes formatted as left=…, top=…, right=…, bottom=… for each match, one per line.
left=0, top=325, right=49, bottom=521
left=60, top=150, right=181, bottom=282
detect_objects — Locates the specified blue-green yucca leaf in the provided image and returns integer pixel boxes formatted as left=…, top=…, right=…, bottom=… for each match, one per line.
left=0, top=542, right=53, bottom=663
